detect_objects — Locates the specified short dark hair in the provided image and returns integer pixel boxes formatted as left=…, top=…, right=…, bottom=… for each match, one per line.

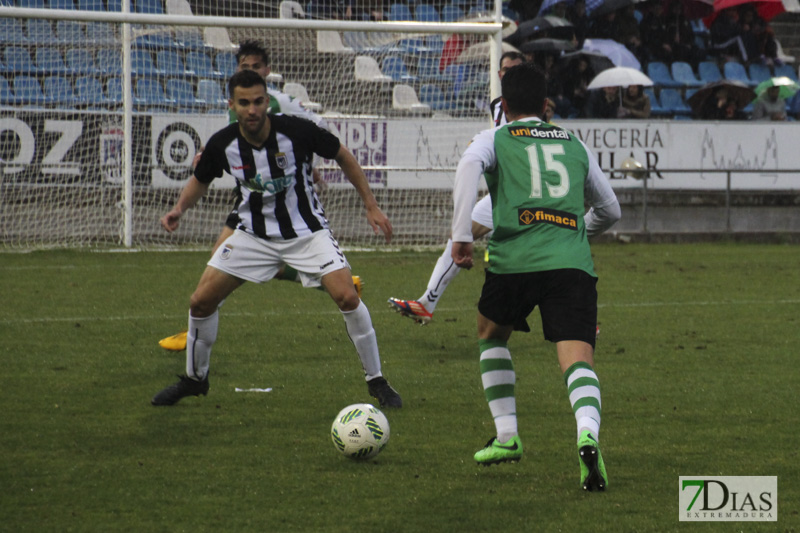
left=499, top=51, right=525, bottom=66
left=228, top=69, right=267, bottom=98
left=236, top=40, right=269, bottom=66
left=501, top=63, right=547, bottom=117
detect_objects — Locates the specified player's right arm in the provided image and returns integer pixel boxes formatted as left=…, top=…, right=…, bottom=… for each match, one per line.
left=161, top=176, right=210, bottom=233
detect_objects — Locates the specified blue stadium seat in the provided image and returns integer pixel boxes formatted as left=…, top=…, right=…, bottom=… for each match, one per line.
left=105, top=76, right=122, bottom=103
left=74, top=75, right=110, bottom=106
left=66, top=49, right=99, bottom=74
left=47, top=0, right=76, bottom=8
left=658, top=88, right=691, bottom=115
left=382, top=56, right=418, bottom=83
left=0, top=75, right=23, bottom=105
left=644, top=87, right=666, bottom=115
left=135, top=0, right=164, bottom=14
left=131, top=49, right=159, bottom=75
left=134, top=78, right=171, bottom=106
left=96, top=48, right=122, bottom=74
left=748, top=63, right=772, bottom=85
left=388, top=3, right=413, bottom=21
left=77, top=0, right=106, bottom=9
left=3, top=47, right=38, bottom=74
left=647, top=61, right=682, bottom=88
left=106, top=0, right=122, bottom=10
left=156, top=50, right=186, bottom=76
left=55, top=20, right=86, bottom=44
left=26, top=19, right=59, bottom=45
left=17, top=0, right=46, bottom=7
left=35, top=48, right=69, bottom=74
left=43, top=75, right=77, bottom=105
left=417, top=55, right=448, bottom=81
left=698, top=61, right=723, bottom=83
left=723, top=61, right=754, bottom=86
left=85, top=22, right=117, bottom=44
left=0, top=18, right=28, bottom=44
left=774, top=64, right=798, bottom=83
left=671, top=61, right=703, bottom=88
left=419, top=83, right=452, bottom=110
left=13, top=75, right=50, bottom=105
left=415, top=3, right=440, bottom=22
left=166, top=78, right=202, bottom=109
left=196, top=78, right=227, bottom=108
left=441, top=4, right=464, bottom=22
left=214, top=51, right=237, bottom=77
left=186, top=51, right=223, bottom=78
left=174, top=29, right=205, bottom=50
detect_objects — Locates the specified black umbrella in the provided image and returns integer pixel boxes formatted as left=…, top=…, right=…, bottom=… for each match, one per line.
left=507, top=15, right=574, bottom=45
left=558, top=50, right=616, bottom=75
left=519, top=38, right=577, bottom=54
left=687, top=80, right=756, bottom=117
left=586, top=0, right=647, bottom=18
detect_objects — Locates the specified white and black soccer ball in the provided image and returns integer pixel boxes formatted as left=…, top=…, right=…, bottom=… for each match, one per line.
left=330, top=403, right=390, bottom=460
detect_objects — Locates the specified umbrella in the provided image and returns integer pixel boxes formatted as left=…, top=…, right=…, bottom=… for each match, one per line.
left=537, top=0, right=576, bottom=15
left=704, top=0, right=785, bottom=25
left=519, top=38, right=577, bottom=53
left=582, top=38, right=641, bottom=69
left=663, top=0, right=714, bottom=19
left=687, top=80, right=756, bottom=114
left=754, top=76, right=800, bottom=100
left=456, top=41, right=521, bottom=64
left=587, top=66, right=653, bottom=89
left=507, top=15, right=574, bottom=44
left=558, top=50, right=616, bottom=75
left=586, top=0, right=647, bottom=17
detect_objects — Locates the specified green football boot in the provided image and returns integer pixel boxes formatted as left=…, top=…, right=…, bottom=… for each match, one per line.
left=474, top=435, right=523, bottom=466
left=578, top=430, right=608, bottom=491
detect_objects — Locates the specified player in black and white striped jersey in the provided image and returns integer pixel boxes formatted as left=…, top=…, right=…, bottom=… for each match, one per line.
left=152, top=69, right=402, bottom=409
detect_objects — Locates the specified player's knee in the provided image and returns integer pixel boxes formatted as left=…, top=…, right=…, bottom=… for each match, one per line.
left=189, top=292, right=218, bottom=317
left=334, top=291, right=361, bottom=312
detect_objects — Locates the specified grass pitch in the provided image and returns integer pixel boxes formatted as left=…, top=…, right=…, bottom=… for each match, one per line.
left=1, top=243, right=798, bottom=532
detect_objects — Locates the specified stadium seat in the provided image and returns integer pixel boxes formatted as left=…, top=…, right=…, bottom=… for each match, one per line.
left=3, top=47, right=38, bottom=74
left=186, top=51, right=222, bottom=78
left=417, top=55, right=448, bottom=82
left=157, top=50, right=186, bottom=76
left=134, top=78, right=171, bottom=106
left=723, top=61, right=754, bottom=86
left=35, top=48, right=69, bottom=74
left=26, top=19, right=59, bottom=46
left=166, top=0, right=193, bottom=15
left=419, top=83, right=452, bottom=110
left=43, top=76, right=77, bottom=105
left=644, top=87, right=666, bottom=115
left=658, top=88, right=691, bottom=115
left=774, top=64, right=799, bottom=83
left=354, top=55, right=392, bottom=82
left=388, top=3, right=413, bottom=21
left=74, top=75, right=110, bottom=106
left=196, top=79, right=227, bottom=108
left=279, top=0, right=304, bottom=18
left=106, top=0, right=122, bottom=10
left=214, top=51, right=237, bottom=77
left=166, top=78, right=202, bottom=109
left=174, top=29, right=205, bottom=50
left=13, top=75, right=50, bottom=105
left=55, top=20, right=86, bottom=44
left=85, top=22, right=117, bottom=45
left=647, top=61, right=682, bottom=88
left=47, top=0, right=76, bottom=8
left=748, top=63, right=772, bottom=85
left=392, top=83, right=431, bottom=113
left=0, top=75, right=23, bottom=105
left=105, top=76, right=123, bottom=103
left=135, top=0, right=165, bottom=14
left=283, top=82, right=322, bottom=112
left=17, top=0, right=46, bottom=8
left=698, top=61, right=723, bottom=83
left=204, top=27, right=236, bottom=51
left=415, top=3, right=441, bottom=22
left=671, top=61, right=703, bottom=88
left=64, top=49, right=97, bottom=75
left=77, top=0, right=106, bottom=10
left=0, top=18, right=28, bottom=44
left=316, top=31, right=355, bottom=54
left=131, top=49, right=159, bottom=75
left=382, top=56, right=418, bottom=83
left=133, top=30, right=178, bottom=50
left=96, top=48, right=122, bottom=74
left=441, top=4, right=464, bottom=22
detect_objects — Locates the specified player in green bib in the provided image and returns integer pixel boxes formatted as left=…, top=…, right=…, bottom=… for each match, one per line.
left=452, top=63, right=621, bottom=491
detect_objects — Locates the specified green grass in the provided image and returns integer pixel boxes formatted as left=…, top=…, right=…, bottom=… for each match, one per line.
left=1, top=243, right=798, bottom=532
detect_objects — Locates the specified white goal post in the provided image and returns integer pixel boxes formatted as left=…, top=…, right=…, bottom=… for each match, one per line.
left=0, top=1, right=508, bottom=249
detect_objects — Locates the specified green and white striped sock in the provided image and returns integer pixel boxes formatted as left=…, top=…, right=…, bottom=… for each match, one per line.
left=564, top=361, right=601, bottom=441
left=479, top=339, right=517, bottom=443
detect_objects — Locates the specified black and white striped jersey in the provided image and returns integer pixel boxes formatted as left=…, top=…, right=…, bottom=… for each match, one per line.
left=489, top=96, right=508, bottom=127
left=195, top=114, right=341, bottom=241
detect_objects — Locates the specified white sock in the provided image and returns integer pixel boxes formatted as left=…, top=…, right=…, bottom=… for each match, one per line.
left=186, top=311, right=218, bottom=381
left=418, top=239, right=461, bottom=313
left=564, top=362, right=602, bottom=441
left=341, top=302, right=382, bottom=381
left=479, top=340, right=517, bottom=443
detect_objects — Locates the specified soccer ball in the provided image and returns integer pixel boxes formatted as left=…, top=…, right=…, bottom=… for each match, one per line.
left=330, top=403, right=390, bottom=460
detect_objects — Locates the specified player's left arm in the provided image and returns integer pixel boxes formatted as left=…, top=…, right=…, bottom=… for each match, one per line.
left=334, top=145, right=392, bottom=243
left=580, top=141, right=621, bottom=236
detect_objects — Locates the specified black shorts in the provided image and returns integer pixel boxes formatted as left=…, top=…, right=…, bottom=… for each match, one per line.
left=478, top=268, right=598, bottom=348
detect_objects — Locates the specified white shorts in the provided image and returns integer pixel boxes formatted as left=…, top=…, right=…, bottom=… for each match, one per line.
left=208, top=229, right=350, bottom=287
left=471, top=194, right=494, bottom=230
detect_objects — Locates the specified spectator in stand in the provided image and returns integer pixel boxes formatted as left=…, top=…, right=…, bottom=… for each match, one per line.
left=615, top=5, right=647, bottom=66
left=640, top=1, right=673, bottom=64
left=559, top=55, right=593, bottom=117
left=697, top=86, right=747, bottom=120
left=584, top=86, right=621, bottom=118
left=752, top=86, right=787, bottom=121
left=739, top=6, right=778, bottom=65
left=665, top=0, right=705, bottom=64
left=709, top=7, right=748, bottom=63
left=618, top=84, right=651, bottom=118
left=588, top=10, right=617, bottom=40
left=346, top=0, right=385, bottom=21
left=566, top=0, right=590, bottom=49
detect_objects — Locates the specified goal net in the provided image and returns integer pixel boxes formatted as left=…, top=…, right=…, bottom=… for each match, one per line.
left=0, top=1, right=506, bottom=249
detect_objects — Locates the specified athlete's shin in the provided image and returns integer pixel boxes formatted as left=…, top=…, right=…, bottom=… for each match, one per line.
left=342, top=301, right=381, bottom=380
left=186, top=310, right=219, bottom=380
